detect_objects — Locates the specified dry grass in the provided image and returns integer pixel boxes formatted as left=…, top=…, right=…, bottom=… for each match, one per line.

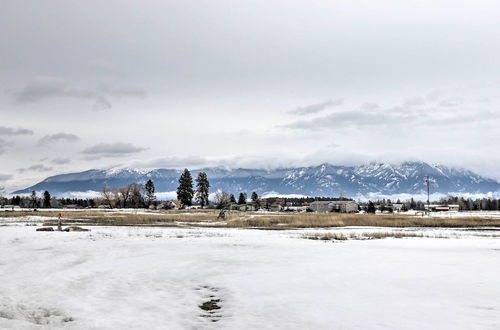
left=1, top=210, right=500, bottom=229
left=226, top=213, right=500, bottom=229
left=303, top=231, right=428, bottom=241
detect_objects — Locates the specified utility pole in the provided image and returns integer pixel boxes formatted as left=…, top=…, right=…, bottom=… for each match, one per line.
left=425, top=176, right=430, bottom=214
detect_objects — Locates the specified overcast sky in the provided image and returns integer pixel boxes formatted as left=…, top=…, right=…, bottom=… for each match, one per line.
left=1, top=0, right=500, bottom=192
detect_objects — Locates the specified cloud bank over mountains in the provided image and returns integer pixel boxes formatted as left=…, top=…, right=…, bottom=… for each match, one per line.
left=0, top=0, right=499, bottom=191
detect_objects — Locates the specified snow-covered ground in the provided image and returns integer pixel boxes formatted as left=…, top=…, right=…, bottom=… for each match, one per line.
left=429, top=211, right=500, bottom=219
left=0, top=224, right=499, bottom=329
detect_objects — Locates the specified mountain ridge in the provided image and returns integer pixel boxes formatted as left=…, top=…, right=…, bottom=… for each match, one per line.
left=13, top=162, right=500, bottom=198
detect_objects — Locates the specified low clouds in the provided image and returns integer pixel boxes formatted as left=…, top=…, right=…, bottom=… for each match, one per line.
left=0, top=174, right=12, bottom=181
left=51, top=157, right=71, bottom=165
left=13, top=76, right=147, bottom=111
left=284, top=93, right=492, bottom=131
left=38, top=133, right=80, bottom=146
left=82, top=142, right=147, bottom=158
left=18, top=164, right=53, bottom=173
left=0, top=126, right=33, bottom=136
left=286, top=109, right=415, bottom=130
left=289, top=98, right=344, bottom=115
left=130, top=155, right=209, bottom=169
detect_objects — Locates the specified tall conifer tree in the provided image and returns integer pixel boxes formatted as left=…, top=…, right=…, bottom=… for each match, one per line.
left=195, top=172, right=210, bottom=208
left=177, top=169, right=194, bottom=207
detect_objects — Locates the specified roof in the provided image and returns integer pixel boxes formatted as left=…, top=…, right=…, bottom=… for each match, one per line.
left=310, top=200, right=357, bottom=205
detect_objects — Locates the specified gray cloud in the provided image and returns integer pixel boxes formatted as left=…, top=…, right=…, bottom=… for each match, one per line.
left=439, top=97, right=462, bottom=107
left=285, top=102, right=499, bottom=131
left=14, top=76, right=83, bottom=102
left=13, top=76, right=146, bottom=110
left=361, top=102, right=381, bottom=111
left=38, top=133, right=80, bottom=146
left=92, top=95, right=112, bottom=111
left=404, top=96, right=426, bottom=107
left=427, top=90, right=443, bottom=103
left=289, top=98, right=344, bottom=115
left=286, top=109, right=417, bottom=130
left=0, top=126, right=34, bottom=136
left=18, top=164, right=53, bottom=173
left=82, top=142, right=147, bottom=157
left=51, top=157, right=71, bottom=165
left=0, top=174, right=12, bottom=181
left=0, top=138, right=9, bottom=154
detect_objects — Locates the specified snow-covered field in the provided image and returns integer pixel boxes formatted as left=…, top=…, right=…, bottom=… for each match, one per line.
left=429, top=211, right=500, bottom=219
left=0, top=224, right=499, bottom=329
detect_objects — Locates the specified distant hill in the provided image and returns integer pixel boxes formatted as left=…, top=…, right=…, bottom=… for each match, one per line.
left=13, top=162, right=500, bottom=198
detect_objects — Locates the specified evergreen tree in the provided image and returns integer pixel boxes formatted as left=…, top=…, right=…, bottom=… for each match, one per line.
left=144, top=179, right=156, bottom=207
left=238, top=192, right=247, bottom=204
left=195, top=172, right=210, bottom=208
left=229, top=194, right=236, bottom=204
left=251, top=191, right=260, bottom=208
left=176, top=168, right=194, bottom=207
left=367, top=201, right=376, bottom=213
left=42, top=191, right=51, bottom=208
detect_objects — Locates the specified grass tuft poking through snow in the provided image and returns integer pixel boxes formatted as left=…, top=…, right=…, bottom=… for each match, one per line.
left=302, top=231, right=444, bottom=241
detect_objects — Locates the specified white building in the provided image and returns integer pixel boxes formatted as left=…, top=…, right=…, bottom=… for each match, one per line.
left=424, top=204, right=460, bottom=212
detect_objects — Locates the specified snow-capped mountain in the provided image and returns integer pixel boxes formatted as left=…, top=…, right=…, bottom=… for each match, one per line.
left=13, top=162, right=500, bottom=198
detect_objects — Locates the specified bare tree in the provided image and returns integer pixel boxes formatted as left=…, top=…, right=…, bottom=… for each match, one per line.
left=129, top=183, right=145, bottom=208
left=114, top=185, right=133, bottom=208
left=213, top=191, right=230, bottom=209
left=30, top=191, right=38, bottom=208
left=101, top=187, right=115, bottom=208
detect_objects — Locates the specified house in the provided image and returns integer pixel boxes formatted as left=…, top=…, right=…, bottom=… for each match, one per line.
left=170, top=200, right=182, bottom=209
left=270, top=203, right=283, bottom=212
left=229, top=204, right=256, bottom=211
left=309, top=200, right=359, bottom=213
left=1, top=205, right=20, bottom=211
left=392, top=203, right=405, bottom=212
left=283, top=206, right=307, bottom=212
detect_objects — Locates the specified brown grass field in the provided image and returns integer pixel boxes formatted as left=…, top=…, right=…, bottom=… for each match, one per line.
left=1, top=209, right=500, bottom=229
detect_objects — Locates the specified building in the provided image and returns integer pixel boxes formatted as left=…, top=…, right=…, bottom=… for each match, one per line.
left=270, top=203, right=283, bottom=212
left=310, top=200, right=359, bottom=213
left=229, top=204, right=256, bottom=211
left=283, top=206, right=308, bottom=212
left=392, top=203, right=405, bottom=212
left=424, top=204, right=459, bottom=212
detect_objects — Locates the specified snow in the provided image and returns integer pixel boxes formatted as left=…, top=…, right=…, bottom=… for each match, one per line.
left=0, top=224, right=499, bottom=329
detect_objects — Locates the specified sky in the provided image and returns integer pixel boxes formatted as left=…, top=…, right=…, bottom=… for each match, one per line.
left=1, top=0, right=500, bottom=192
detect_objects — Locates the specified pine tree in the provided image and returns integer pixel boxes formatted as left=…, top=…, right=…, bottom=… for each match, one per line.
left=195, top=172, right=210, bottom=208
left=144, top=179, right=156, bottom=208
left=238, top=192, right=247, bottom=205
left=367, top=201, right=376, bottom=213
left=42, top=191, right=51, bottom=208
left=229, top=194, right=236, bottom=203
left=251, top=191, right=260, bottom=208
left=177, top=168, right=194, bottom=207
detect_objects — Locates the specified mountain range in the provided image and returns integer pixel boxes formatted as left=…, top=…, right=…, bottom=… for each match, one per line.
left=13, top=162, right=500, bottom=198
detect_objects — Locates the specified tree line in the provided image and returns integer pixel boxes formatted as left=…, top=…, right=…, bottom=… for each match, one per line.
left=2, top=169, right=500, bottom=211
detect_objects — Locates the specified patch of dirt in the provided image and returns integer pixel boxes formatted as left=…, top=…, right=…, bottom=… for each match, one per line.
left=196, top=285, right=224, bottom=323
